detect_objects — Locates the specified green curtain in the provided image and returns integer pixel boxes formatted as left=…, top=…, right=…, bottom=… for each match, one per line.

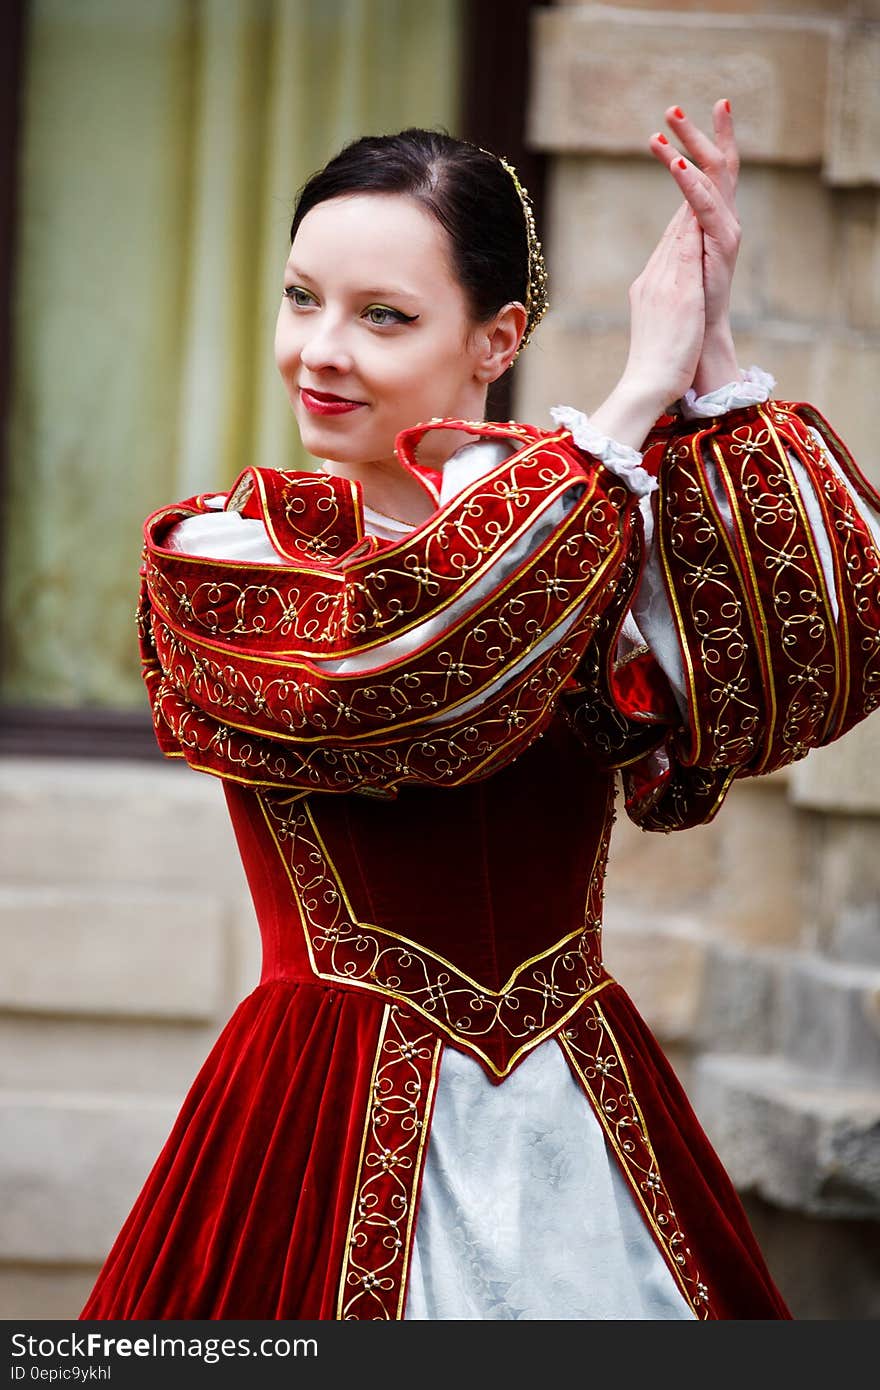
left=1, top=0, right=462, bottom=708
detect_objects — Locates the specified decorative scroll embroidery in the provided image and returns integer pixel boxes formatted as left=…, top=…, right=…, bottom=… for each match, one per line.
left=146, top=441, right=604, bottom=650
left=658, top=433, right=764, bottom=771
left=336, top=1004, right=442, bottom=1320
left=558, top=1000, right=715, bottom=1320
left=139, top=431, right=639, bottom=797
left=769, top=404, right=880, bottom=739
left=141, top=599, right=605, bottom=797
left=259, top=790, right=614, bottom=1079
left=148, top=542, right=610, bottom=741
left=713, top=408, right=837, bottom=773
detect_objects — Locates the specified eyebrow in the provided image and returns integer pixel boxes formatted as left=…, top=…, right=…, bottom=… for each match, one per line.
left=284, top=265, right=420, bottom=301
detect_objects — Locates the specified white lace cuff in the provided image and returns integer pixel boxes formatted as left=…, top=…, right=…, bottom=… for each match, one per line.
left=549, top=404, right=657, bottom=499
left=679, top=364, right=776, bottom=420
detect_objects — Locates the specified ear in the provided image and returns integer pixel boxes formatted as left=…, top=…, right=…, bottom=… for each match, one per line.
left=473, top=302, right=528, bottom=383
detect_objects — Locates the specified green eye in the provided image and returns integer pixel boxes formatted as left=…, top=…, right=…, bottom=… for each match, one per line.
left=283, top=286, right=314, bottom=307
left=364, top=304, right=419, bottom=327
left=365, top=305, right=401, bottom=326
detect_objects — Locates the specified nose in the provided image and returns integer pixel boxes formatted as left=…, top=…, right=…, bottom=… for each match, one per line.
left=296, top=310, right=356, bottom=376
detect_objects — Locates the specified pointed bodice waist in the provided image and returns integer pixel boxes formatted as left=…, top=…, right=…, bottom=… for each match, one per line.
left=224, top=709, right=617, bottom=1078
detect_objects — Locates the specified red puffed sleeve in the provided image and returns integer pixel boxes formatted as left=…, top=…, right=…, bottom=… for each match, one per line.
left=136, top=418, right=643, bottom=798
left=559, top=386, right=880, bottom=831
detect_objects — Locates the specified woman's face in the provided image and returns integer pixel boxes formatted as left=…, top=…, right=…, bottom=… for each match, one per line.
left=274, top=192, right=493, bottom=467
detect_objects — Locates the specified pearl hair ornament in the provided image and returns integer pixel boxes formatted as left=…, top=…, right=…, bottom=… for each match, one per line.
left=497, top=155, right=549, bottom=358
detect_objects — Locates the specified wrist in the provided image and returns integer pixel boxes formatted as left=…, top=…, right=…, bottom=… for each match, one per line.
left=590, top=377, right=670, bottom=452
left=692, top=322, right=739, bottom=398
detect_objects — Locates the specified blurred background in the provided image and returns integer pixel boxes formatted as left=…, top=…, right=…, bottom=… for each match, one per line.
left=1, top=0, right=878, bottom=1320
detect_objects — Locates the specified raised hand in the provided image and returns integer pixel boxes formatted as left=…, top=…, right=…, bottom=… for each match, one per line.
left=589, top=196, right=706, bottom=451
left=648, top=100, right=742, bottom=393
left=624, top=197, right=706, bottom=406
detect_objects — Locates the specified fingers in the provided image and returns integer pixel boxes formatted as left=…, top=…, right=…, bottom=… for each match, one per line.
left=711, top=98, right=740, bottom=186
left=667, top=104, right=732, bottom=189
left=634, top=197, right=703, bottom=292
left=651, top=142, right=739, bottom=251
left=648, top=100, right=739, bottom=206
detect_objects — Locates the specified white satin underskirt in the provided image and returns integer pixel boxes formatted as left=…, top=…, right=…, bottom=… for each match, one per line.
left=403, top=1037, right=695, bottom=1321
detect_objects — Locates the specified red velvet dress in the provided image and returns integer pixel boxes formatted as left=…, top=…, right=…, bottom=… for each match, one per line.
left=79, top=390, right=880, bottom=1320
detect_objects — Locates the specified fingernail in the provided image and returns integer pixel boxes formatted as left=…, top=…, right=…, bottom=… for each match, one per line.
left=723, top=98, right=731, bottom=113
left=677, top=157, right=687, bottom=169
left=657, top=133, right=669, bottom=144
left=673, top=106, right=685, bottom=120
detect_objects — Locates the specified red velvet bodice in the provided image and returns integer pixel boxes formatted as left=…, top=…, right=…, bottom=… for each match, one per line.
left=224, top=707, right=615, bottom=1080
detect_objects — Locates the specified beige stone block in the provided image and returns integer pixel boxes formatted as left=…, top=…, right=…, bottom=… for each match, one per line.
left=0, top=1264, right=98, bottom=1320
left=0, top=1092, right=179, bottom=1261
left=808, top=338, right=880, bottom=486
left=723, top=331, right=820, bottom=402
left=0, top=758, right=248, bottom=891
left=601, top=912, right=708, bottom=1042
left=691, top=1053, right=880, bottom=1218
left=529, top=9, right=831, bottom=164
left=696, top=939, right=780, bottom=1055
left=515, top=318, right=633, bottom=427
left=838, top=189, right=880, bottom=331
left=228, top=894, right=263, bottom=1006
left=778, top=954, right=880, bottom=1082
left=710, top=780, right=806, bottom=945
left=604, top=806, right=724, bottom=916
left=790, top=719, right=880, bottom=815
left=545, top=157, right=681, bottom=319
left=800, top=812, right=880, bottom=965
left=0, top=1014, right=222, bottom=1094
left=0, top=886, right=226, bottom=1020
left=826, top=25, right=880, bottom=185
left=749, top=168, right=838, bottom=322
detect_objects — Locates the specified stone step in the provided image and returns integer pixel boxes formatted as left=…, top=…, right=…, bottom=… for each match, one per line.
left=0, top=1089, right=180, bottom=1262
left=604, top=910, right=880, bottom=1083
left=776, top=954, right=880, bottom=1084
left=690, top=1052, right=880, bottom=1221
left=0, top=757, right=247, bottom=890
left=0, top=884, right=228, bottom=1020
left=0, top=1012, right=222, bottom=1095
left=602, top=910, right=782, bottom=1054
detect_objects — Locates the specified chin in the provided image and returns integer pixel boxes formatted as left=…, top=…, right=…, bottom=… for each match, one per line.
left=295, top=414, right=396, bottom=466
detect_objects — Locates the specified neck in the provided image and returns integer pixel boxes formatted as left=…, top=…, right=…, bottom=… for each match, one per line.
left=316, top=453, right=438, bottom=525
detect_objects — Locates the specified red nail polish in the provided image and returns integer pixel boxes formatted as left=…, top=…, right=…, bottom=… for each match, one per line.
left=723, top=98, right=731, bottom=113
left=677, top=157, right=687, bottom=170
left=673, top=106, right=685, bottom=120
left=657, top=133, right=669, bottom=144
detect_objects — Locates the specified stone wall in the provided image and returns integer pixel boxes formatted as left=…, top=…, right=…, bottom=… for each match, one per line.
left=517, top=0, right=880, bottom=1317
left=0, top=760, right=260, bottom=1318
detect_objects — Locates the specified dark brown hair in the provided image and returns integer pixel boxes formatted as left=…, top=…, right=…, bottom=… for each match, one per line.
left=289, top=128, right=529, bottom=326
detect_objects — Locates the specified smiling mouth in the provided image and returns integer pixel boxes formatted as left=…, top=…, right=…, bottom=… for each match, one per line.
left=299, top=386, right=367, bottom=417
left=303, top=387, right=363, bottom=404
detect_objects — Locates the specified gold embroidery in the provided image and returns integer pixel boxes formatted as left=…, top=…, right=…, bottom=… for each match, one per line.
left=728, top=408, right=838, bottom=771
left=146, top=453, right=602, bottom=652
left=258, top=787, right=614, bottom=1078
left=337, top=1004, right=442, bottom=1320
left=773, top=404, right=880, bottom=736
left=559, top=1000, right=714, bottom=1319
left=658, top=432, right=762, bottom=771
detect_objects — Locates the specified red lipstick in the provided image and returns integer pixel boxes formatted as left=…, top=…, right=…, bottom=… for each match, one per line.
left=300, top=387, right=366, bottom=416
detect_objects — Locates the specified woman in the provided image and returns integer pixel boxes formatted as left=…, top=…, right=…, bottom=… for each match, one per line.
left=80, top=103, right=880, bottom=1321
